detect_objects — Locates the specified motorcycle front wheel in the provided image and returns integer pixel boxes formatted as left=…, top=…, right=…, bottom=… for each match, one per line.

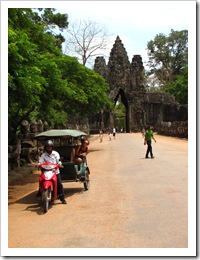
left=42, top=188, right=51, bottom=213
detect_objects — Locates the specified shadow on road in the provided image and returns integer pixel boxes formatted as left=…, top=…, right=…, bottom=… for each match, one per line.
left=9, top=186, right=86, bottom=215
left=89, top=148, right=102, bottom=153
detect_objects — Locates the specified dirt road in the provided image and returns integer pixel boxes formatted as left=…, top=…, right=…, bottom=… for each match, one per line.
left=7, top=133, right=188, bottom=255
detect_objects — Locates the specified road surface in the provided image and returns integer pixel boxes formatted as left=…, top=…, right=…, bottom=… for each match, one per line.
left=7, top=133, right=188, bottom=255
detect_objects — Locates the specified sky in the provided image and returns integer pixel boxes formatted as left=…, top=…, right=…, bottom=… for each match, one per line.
left=54, top=1, right=195, bottom=69
left=2, top=0, right=196, bottom=69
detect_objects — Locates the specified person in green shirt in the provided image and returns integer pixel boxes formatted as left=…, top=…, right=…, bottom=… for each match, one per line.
left=144, top=126, right=156, bottom=158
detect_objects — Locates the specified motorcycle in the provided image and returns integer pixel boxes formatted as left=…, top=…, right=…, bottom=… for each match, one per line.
left=37, top=162, right=58, bottom=213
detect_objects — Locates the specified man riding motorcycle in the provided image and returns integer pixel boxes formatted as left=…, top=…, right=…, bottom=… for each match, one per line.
left=36, top=140, right=67, bottom=204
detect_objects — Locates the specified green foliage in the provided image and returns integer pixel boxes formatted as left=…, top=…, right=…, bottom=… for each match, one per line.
left=37, top=8, right=69, bottom=31
left=56, top=56, right=112, bottom=116
left=8, top=8, right=112, bottom=133
left=8, top=23, right=44, bottom=131
left=165, top=66, right=188, bottom=104
left=146, top=29, right=188, bottom=104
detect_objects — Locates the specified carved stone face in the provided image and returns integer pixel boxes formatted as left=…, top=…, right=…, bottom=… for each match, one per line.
left=30, top=122, right=37, bottom=133
left=21, top=120, right=29, bottom=134
left=37, top=120, right=43, bottom=132
left=44, top=122, right=49, bottom=131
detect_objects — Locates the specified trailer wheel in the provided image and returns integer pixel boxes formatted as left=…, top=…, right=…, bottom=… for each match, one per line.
left=84, top=169, right=90, bottom=190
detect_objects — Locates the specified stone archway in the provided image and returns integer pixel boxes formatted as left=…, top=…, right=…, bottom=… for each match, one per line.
left=114, top=88, right=130, bottom=132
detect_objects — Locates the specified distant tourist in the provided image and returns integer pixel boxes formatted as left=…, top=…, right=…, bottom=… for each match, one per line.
left=99, top=130, right=103, bottom=143
left=113, top=127, right=116, bottom=140
left=141, top=127, right=146, bottom=138
left=108, top=131, right=112, bottom=141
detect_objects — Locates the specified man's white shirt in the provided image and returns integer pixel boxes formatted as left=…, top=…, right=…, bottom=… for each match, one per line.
left=39, top=150, right=61, bottom=174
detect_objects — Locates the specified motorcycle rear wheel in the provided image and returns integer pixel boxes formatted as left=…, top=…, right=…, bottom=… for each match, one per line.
left=42, top=188, right=51, bottom=213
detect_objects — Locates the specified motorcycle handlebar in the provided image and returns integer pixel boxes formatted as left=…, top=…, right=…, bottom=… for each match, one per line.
left=35, top=162, right=63, bottom=170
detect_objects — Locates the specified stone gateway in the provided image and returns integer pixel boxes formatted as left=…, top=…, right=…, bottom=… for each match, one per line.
left=90, top=36, right=187, bottom=138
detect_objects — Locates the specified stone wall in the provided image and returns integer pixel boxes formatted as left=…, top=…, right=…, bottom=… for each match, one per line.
left=156, top=121, right=188, bottom=138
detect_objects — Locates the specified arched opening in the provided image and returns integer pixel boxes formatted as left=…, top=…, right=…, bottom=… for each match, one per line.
left=113, top=88, right=130, bottom=132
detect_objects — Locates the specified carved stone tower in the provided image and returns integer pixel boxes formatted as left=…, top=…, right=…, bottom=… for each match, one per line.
left=93, top=36, right=147, bottom=132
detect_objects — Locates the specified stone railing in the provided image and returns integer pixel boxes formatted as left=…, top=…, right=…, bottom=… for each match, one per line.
left=155, top=121, right=188, bottom=138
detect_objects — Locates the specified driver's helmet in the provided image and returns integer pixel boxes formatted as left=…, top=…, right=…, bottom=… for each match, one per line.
left=44, top=140, right=54, bottom=150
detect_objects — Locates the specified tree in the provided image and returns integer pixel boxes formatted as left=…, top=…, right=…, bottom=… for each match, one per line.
left=56, top=55, right=112, bottom=117
left=146, top=29, right=188, bottom=103
left=64, top=18, right=110, bottom=66
left=165, top=65, right=188, bottom=104
left=8, top=8, right=112, bottom=133
left=35, top=8, right=69, bottom=50
left=8, top=8, right=69, bottom=132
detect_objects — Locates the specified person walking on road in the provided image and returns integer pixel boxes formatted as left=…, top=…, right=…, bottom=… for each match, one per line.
left=99, top=130, right=103, bottom=143
left=113, top=127, right=116, bottom=140
left=141, top=127, right=146, bottom=138
left=108, top=131, right=112, bottom=141
left=144, top=126, right=156, bottom=159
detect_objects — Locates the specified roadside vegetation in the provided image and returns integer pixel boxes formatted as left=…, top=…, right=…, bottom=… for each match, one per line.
left=8, top=8, right=188, bottom=135
left=8, top=8, right=112, bottom=133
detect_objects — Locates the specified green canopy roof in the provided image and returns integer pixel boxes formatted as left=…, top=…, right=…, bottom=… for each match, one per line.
left=34, top=129, right=87, bottom=139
